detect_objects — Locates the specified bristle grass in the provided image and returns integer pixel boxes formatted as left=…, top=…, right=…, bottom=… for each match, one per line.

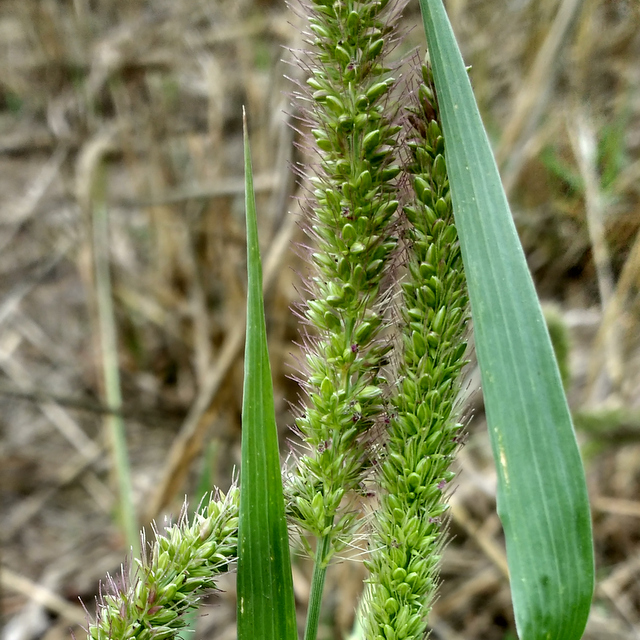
left=362, top=60, right=469, bottom=640
left=88, top=489, right=238, bottom=640
left=82, top=3, right=595, bottom=639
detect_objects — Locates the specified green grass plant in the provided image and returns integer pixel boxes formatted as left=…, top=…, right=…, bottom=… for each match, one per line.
left=361, top=60, right=469, bottom=640
left=88, top=488, right=238, bottom=640
left=87, top=1, right=594, bottom=639
left=419, top=2, right=594, bottom=637
left=237, top=110, right=297, bottom=640
left=91, top=160, right=140, bottom=560
left=284, top=2, right=403, bottom=637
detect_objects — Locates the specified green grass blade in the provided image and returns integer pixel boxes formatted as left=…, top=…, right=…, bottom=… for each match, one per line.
left=92, top=163, right=139, bottom=560
left=417, top=3, right=594, bottom=638
left=237, top=109, right=297, bottom=640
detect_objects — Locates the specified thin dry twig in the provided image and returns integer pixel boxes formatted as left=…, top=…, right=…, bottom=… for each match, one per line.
left=449, top=499, right=510, bottom=579
left=568, top=110, right=623, bottom=400
left=0, top=145, right=68, bottom=251
left=0, top=566, right=87, bottom=626
left=592, top=496, right=640, bottom=519
left=497, top=0, right=585, bottom=193
left=587, top=226, right=640, bottom=401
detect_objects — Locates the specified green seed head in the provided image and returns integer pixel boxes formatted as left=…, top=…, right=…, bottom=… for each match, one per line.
left=286, top=0, right=406, bottom=558
left=88, top=489, right=238, bottom=640
left=362, top=59, right=470, bottom=640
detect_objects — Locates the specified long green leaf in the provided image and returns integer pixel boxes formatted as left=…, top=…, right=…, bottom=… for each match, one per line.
left=237, top=109, right=297, bottom=640
left=417, top=3, right=594, bottom=638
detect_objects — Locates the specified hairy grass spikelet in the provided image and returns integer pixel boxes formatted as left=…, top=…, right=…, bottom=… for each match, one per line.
left=286, top=0, right=407, bottom=563
left=88, top=487, right=238, bottom=640
left=362, top=61, right=470, bottom=640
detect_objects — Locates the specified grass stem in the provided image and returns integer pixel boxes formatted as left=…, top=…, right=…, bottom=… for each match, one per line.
left=92, top=164, right=139, bottom=558
left=303, top=535, right=331, bottom=640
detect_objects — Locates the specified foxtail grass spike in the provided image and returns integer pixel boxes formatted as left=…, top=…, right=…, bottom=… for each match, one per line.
left=286, top=0, right=406, bottom=566
left=88, top=488, right=238, bottom=640
left=363, top=61, right=469, bottom=640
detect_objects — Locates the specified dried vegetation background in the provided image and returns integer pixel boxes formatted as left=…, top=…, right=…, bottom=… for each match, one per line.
left=1, top=0, right=639, bottom=639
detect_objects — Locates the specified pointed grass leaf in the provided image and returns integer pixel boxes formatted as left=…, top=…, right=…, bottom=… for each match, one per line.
left=237, top=109, right=297, bottom=640
left=417, top=2, right=594, bottom=638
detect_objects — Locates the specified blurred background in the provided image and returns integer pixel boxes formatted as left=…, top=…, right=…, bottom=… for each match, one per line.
left=0, top=0, right=639, bottom=638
